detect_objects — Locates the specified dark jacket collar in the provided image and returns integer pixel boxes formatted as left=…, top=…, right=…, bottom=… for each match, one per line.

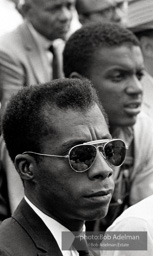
left=13, top=199, right=63, bottom=256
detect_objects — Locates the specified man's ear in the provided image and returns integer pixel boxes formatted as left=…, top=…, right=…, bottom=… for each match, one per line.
left=69, top=72, right=83, bottom=79
left=140, top=36, right=153, bottom=58
left=14, top=154, right=35, bottom=181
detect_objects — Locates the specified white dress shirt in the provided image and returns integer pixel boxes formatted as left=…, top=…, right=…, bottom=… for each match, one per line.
left=24, top=196, right=80, bottom=256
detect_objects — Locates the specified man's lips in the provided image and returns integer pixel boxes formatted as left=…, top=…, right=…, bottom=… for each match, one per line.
left=124, top=102, right=141, bottom=109
left=124, top=101, right=142, bottom=115
left=85, top=189, right=113, bottom=198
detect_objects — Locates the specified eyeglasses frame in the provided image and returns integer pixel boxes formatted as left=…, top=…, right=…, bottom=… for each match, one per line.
left=22, top=139, right=127, bottom=173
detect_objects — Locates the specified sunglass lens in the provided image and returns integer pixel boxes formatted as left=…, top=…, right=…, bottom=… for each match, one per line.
left=69, top=145, right=96, bottom=172
left=104, top=140, right=126, bottom=166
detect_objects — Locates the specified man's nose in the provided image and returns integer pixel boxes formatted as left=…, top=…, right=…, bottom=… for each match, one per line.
left=59, top=6, right=72, bottom=22
left=126, top=77, right=143, bottom=95
left=87, top=151, right=113, bottom=180
left=112, top=7, right=123, bottom=23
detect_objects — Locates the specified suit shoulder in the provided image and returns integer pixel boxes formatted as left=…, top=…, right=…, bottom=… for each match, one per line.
left=0, top=22, right=28, bottom=52
left=0, top=217, right=36, bottom=255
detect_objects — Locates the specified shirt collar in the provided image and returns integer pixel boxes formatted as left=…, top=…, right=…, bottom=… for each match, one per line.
left=24, top=196, right=75, bottom=251
left=24, top=196, right=86, bottom=253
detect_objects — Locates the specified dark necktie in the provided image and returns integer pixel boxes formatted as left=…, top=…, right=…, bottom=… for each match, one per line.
left=49, top=45, right=59, bottom=80
left=72, top=235, right=90, bottom=256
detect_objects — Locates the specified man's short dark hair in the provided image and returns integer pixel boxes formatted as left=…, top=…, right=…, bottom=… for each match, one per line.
left=2, top=78, right=107, bottom=162
left=63, top=22, right=140, bottom=77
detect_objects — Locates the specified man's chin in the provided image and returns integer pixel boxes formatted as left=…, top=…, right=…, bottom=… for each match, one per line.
left=126, top=115, right=139, bottom=127
left=115, top=115, right=139, bottom=128
left=84, top=208, right=110, bottom=222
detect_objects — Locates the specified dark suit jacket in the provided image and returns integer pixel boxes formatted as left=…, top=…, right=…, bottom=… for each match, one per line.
left=0, top=199, right=100, bottom=256
left=0, top=199, right=63, bottom=256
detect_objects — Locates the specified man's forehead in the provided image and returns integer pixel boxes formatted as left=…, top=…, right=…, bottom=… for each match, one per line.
left=78, top=0, right=114, bottom=13
left=92, top=44, right=144, bottom=69
left=32, top=0, right=75, bottom=6
left=44, top=104, right=110, bottom=143
left=50, top=0, right=75, bottom=4
left=114, top=0, right=125, bottom=4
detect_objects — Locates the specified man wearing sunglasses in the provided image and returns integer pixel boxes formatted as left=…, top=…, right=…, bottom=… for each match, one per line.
left=63, top=22, right=153, bottom=231
left=0, top=78, right=127, bottom=255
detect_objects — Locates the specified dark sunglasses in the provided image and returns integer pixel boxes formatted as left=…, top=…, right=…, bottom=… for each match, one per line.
left=22, top=139, right=127, bottom=173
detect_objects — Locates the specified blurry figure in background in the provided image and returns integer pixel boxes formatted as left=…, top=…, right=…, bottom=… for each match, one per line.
left=76, top=0, right=128, bottom=25
left=0, top=75, right=10, bottom=223
left=0, top=139, right=11, bottom=223
left=63, top=22, right=153, bottom=231
left=0, top=0, right=76, bottom=109
left=128, top=0, right=153, bottom=119
left=101, top=195, right=153, bottom=255
left=0, top=74, right=2, bottom=132
left=0, top=0, right=23, bottom=36
left=0, top=0, right=76, bottom=221
left=17, top=0, right=81, bottom=37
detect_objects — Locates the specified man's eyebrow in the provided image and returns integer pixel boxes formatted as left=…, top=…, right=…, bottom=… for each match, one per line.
left=106, top=67, right=132, bottom=74
left=104, top=134, right=112, bottom=140
left=61, top=140, right=85, bottom=148
left=137, top=66, right=145, bottom=72
left=62, top=135, right=112, bottom=148
left=107, top=66, right=145, bottom=73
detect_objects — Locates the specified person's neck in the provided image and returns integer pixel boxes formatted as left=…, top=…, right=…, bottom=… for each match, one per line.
left=57, top=218, right=85, bottom=233
left=48, top=210, right=85, bottom=232
left=41, top=206, right=85, bottom=232
left=26, top=194, right=84, bottom=232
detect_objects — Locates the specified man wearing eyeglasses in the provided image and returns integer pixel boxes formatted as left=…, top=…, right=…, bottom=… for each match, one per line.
left=0, top=78, right=127, bottom=255
left=76, top=0, right=128, bottom=25
left=63, top=22, right=153, bottom=231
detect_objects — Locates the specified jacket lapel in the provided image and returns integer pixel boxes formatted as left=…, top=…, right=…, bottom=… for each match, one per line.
left=13, top=199, right=63, bottom=256
left=19, top=22, right=48, bottom=83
